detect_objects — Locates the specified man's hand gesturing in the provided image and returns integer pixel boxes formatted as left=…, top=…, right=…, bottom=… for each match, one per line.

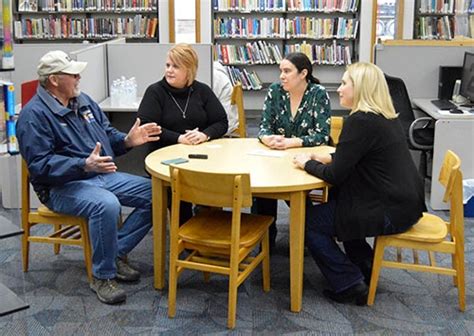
left=84, top=142, right=117, bottom=173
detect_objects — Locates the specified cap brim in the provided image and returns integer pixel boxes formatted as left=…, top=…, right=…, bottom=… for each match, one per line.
left=61, top=61, right=87, bottom=75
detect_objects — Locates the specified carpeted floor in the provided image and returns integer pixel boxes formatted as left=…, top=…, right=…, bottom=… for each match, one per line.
left=0, top=195, right=473, bottom=335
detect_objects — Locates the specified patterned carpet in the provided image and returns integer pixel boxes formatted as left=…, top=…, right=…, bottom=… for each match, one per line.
left=0, top=196, right=473, bottom=335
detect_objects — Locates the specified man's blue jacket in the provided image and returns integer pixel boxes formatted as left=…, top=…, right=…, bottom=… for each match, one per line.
left=17, top=85, right=128, bottom=201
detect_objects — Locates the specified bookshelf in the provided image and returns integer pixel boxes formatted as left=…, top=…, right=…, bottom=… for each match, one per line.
left=12, top=0, right=159, bottom=42
left=414, top=0, right=474, bottom=40
left=212, top=0, right=360, bottom=111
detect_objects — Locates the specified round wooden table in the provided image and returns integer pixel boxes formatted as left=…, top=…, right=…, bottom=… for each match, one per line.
left=145, top=138, right=334, bottom=312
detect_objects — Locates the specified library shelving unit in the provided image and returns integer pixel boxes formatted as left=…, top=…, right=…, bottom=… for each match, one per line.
left=211, top=0, right=360, bottom=111
left=414, top=0, right=474, bottom=40
left=12, top=0, right=159, bottom=43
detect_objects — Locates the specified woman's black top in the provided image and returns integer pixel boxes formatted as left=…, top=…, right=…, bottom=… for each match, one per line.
left=138, top=78, right=228, bottom=152
left=304, top=111, right=426, bottom=241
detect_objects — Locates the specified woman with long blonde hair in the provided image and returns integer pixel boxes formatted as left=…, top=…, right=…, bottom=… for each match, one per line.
left=294, top=63, right=426, bottom=305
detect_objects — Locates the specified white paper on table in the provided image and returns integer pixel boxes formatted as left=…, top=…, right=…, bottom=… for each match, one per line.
left=247, top=149, right=286, bottom=158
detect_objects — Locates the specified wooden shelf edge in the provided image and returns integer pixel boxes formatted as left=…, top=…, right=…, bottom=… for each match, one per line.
left=382, top=39, right=474, bottom=47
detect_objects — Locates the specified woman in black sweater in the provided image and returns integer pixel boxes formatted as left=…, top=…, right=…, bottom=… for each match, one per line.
left=138, top=43, right=228, bottom=151
left=138, top=44, right=228, bottom=221
left=294, top=62, right=426, bottom=305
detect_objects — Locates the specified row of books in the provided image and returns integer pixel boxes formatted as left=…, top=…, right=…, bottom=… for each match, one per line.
left=214, top=17, right=286, bottom=38
left=216, top=41, right=283, bottom=65
left=224, top=65, right=263, bottom=90
left=0, top=82, right=19, bottom=155
left=287, top=0, right=358, bottom=12
left=286, top=17, right=358, bottom=39
left=18, top=0, right=157, bottom=12
left=213, top=0, right=285, bottom=12
left=216, top=40, right=352, bottom=66
left=214, top=17, right=358, bottom=39
left=14, top=15, right=158, bottom=39
left=418, top=0, right=455, bottom=14
left=212, top=0, right=358, bottom=12
left=454, top=13, right=474, bottom=37
left=284, top=40, right=352, bottom=65
left=454, top=0, right=474, bottom=13
left=416, top=16, right=454, bottom=39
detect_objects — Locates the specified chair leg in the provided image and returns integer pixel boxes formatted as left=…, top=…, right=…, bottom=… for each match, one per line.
left=22, top=228, right=30, bottom=272
left=81, top=223, right=93, bottom=283
left=455, top=246, right=465, bottom=311
left=452, top=254, right=457, bottom=286
left=168, top=239, right=179, bottom=318
left=203, top=272, right=211, bottom=283
left=54, top=224, right=61, bottom=254
left=227, top=258, right=239, bottom=329
left=367, top=238, right=385, bottom=306
left=261, top=231, right=270, bottom=292
left=428, top=252, right=436, bottom=267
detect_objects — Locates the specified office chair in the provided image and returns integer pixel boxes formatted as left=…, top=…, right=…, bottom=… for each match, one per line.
left=385, top=74, right=434, bottom=179
left=368, top=150, right=465, bottom=311
left=20, top=79, right=93, bottom=282
left=167, top=166, right=273, bottom=328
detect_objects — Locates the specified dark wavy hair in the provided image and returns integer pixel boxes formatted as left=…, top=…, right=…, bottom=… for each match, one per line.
left=284, top=52, right=320, bottom=84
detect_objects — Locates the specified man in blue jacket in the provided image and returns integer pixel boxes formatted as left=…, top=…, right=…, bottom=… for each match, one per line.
left=17, top=50, right=162, bottom=305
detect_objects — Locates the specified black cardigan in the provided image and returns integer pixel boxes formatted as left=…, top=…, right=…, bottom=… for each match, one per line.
left=304, top=111, right=426, bottom=241
left=138, top=78, right=228, bottom=151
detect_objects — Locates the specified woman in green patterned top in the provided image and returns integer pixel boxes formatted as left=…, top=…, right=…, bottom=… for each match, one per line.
left=255, top=52, right=332, bottom=251
left=258, top=52, right=331, bottom=149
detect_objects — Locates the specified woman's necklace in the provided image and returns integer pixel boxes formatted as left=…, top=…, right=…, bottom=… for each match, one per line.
left=168, top=88, right=191, bottom=119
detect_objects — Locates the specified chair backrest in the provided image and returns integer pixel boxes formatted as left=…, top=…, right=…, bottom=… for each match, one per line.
left=231, top=83, right=247, bottom=138
left=384, top=74, right=415, bottom=138
left=21, top=80, right=39, bottom=107
left=329, top=116, right=344, bottom=146
left=439, top=150, right=464, bottom=242
left=170, top=166, right=252, bottom=210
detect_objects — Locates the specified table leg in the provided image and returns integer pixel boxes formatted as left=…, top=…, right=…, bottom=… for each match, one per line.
left=152, top=177, right=167, bottom=290
left=289, top=190, right=306, bottom=312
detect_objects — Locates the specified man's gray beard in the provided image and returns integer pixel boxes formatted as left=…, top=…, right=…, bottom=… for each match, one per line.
left=74, top=89, right=81, bottom=97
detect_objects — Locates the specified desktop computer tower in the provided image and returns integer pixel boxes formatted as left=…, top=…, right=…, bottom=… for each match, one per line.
left=438, top=66, right=463, bottom=100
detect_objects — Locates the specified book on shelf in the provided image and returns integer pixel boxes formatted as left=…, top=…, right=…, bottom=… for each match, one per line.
left=18, top=0, right=38, bottom=12
left=0, top=81, right=19, bottom=155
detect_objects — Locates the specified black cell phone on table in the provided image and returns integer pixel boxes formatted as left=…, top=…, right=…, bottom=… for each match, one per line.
left=188, top=154, right=208, bottom=159
left=161, top=158, right=189, bottom=165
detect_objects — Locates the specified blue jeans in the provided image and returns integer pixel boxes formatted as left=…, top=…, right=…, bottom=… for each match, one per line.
left=46, top=172, right=152, bottom=280
left=305, top=199, right=396, bottom=293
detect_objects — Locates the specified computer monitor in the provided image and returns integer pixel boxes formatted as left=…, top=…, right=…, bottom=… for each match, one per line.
left=460, top=51, right=474, bottom=107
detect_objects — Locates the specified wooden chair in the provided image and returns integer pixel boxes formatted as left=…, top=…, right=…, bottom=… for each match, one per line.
left=329, top=116, right=344, bottom=146
left=368, top=150, right=465, bottom=311
left=21, top=160, right=93, bottom=282
left=167, top=166, right=273, bottom=329
left=20, top=79, right=92, bottom=282
left=309, top=116, right=344, bottom=203
left=230, top=83, right=247, bottom=138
